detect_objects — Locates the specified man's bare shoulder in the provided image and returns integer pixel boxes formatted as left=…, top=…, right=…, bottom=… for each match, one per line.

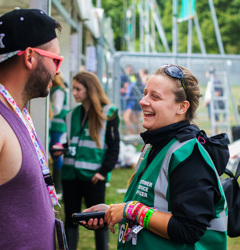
left=0, top=114, right=10, bottom=147
left=0, top=113, right=17, bottom=156
left=0, top=113, right=22, bottom=185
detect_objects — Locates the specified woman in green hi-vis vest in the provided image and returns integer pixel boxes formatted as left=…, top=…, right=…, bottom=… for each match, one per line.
left=83, top=65, right=228, bottom=250
left=55, top=71, right=120, bottom=250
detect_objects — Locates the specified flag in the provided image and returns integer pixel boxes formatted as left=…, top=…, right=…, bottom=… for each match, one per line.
left=178, top=0, right=196, bottom=22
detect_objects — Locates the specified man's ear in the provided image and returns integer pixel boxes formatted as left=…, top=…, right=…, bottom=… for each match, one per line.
left=177, top=100, right=190, bottom=114
left=23, top=47, right=36, bottom=70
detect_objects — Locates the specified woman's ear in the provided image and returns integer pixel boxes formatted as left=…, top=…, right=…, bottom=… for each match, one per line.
left=177, top=100, right=190, bottom=114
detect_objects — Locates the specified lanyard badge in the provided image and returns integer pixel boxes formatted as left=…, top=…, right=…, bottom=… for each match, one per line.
left=0, top=84, right=59, bottom=206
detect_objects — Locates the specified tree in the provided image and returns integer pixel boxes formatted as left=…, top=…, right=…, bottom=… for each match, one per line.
left=97, top=0, right=240, bottom=54
left=101, top=0, right=124, bottom=50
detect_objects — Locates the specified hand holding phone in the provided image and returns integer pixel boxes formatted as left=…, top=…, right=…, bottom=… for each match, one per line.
left=72, top=211, right=105, bottom=224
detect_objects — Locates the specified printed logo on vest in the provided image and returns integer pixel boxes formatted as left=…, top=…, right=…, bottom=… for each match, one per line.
left=136, top=180, right=153, bottom=198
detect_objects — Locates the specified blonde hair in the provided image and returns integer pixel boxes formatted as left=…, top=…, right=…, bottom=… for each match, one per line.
left=73, top=71, right=111, bottom=148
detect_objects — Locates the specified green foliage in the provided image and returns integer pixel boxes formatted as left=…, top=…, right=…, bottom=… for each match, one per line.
left=101, top=0, right=124, bottom=50
left=99, top=0, right=240, bottom=54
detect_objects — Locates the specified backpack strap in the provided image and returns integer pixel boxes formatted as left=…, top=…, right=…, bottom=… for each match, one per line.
left=224, top=168, right=235, bottom=179
left=235, top=161, right=240, bottom=179
left=225, top=160, right=240, bottom=180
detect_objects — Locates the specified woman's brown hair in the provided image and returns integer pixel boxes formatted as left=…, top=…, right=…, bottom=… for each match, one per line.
left=73, top=71, right=111, bottom=148
left=154, top=65, right=202, bottom=122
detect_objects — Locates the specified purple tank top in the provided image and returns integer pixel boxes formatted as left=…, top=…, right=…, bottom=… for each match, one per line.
left=0, top=101, right=55, bottom=249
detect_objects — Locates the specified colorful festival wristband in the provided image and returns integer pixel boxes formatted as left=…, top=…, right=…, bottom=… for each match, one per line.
left=143, top=208, right=155, bottom=229
left=127, top=201, right=139, bottom=220
left=132, top=203, right=145, bottom=222
left=136, top=205, right=148, bottom=222
left=138, top=206, right=150, bottom=227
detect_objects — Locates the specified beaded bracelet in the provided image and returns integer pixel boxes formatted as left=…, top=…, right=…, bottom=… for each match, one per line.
left=127, top=201, right=139, bottom=220
left=143, top=208, right=155, bottom=229
left=138, top=206, right=150, bottom=227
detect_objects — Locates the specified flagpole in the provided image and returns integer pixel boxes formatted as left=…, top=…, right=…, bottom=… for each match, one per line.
left=172, top=0, right=178, bottom=57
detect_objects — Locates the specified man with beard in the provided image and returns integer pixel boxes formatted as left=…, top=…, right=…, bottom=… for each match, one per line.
left=0, top=8, right=63, bottom=249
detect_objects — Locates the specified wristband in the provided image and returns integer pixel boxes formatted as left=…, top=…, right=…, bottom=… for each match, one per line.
left=138, top=206, right=150, bottom=227
left=123, top=201, right=131, bottom=221
left=143, top=208, right=155, bottom=229
left=136, top=205, right=147, bottom=222
left=132, top=203, right=145, bottom=222
left=127, top=201, right=139, bottom=220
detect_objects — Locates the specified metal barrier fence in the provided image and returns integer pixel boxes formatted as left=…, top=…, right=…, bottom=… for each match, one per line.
left=107, top=52, right=240, bottom=141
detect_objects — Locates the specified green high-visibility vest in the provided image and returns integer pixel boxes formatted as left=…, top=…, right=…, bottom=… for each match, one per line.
left=118, top=138, right=227, bottom=250
left=62, top=104, right=118, bottom=181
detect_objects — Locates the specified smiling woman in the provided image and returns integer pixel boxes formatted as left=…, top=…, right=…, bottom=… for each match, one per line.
left=140, top=73, right=189, bottom=130
left=139, top=65, right=200, bottom=131
left=83, top=64, right=228, bottom=250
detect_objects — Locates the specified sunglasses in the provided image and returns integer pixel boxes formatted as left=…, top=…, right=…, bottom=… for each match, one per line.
left=164, top=65, right=189, bottom=99
left=17, top=48, right=64, bottom=72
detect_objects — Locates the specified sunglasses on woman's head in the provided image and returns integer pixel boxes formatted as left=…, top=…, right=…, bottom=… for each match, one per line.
left=164, top=65, right=189, bottom=100
left=17, top=48, right=64, bottom=72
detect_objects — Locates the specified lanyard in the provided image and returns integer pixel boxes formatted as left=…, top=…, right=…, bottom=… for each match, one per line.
left=0, top=84, right=59, bottom=206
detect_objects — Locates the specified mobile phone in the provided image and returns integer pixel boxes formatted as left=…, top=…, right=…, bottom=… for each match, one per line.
left=50, top=148, right=69, bottom=154
left=72, top=211, right=105, bottom=223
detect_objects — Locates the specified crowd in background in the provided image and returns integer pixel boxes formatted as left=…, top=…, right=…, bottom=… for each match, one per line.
left=120, top=65, right=149, bottom=135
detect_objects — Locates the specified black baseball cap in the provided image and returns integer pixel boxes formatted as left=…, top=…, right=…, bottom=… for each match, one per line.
left=0, top=8, right=57, bottom=63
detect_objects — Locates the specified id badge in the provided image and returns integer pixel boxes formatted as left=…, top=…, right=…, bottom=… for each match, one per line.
left=55, top=218, right=69, bottom=250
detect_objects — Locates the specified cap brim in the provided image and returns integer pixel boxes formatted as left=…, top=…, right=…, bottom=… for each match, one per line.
left=0, top=50, right=20, bottom=63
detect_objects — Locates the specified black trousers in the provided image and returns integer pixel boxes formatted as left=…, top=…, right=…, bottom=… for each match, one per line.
left=62, top=178, right=109, bottom=250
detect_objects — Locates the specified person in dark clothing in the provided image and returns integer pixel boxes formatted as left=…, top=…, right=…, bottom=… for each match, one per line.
left=82, top=65, right=228, bottom=250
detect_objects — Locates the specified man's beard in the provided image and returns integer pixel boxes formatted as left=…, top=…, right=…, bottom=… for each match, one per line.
left=24, top=58, right=52, bottom=100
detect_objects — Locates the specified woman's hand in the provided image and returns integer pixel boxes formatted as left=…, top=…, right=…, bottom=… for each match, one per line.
left=105, top=203, right=126, bottom=234
left=91, top=173, right=105, bottom=184
left=81, top=203, right=126, bottom=234
left=82, top=204, right=110, bottom=230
